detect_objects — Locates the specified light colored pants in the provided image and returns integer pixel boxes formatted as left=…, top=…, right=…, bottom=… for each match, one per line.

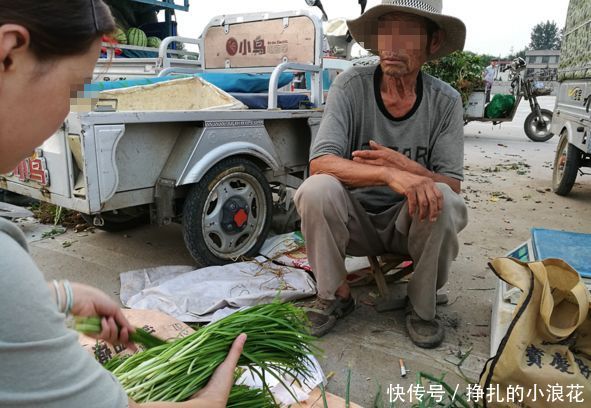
left=294, top=174, right=468, bottom=321
left=485, top=80, right=493, bottom=103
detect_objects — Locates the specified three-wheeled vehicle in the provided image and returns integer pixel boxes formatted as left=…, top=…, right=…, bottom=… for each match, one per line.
left=0, top=2, right=352, bottom=267
left=464, top=57, right=555, bottom=142
left=551, top=0, right=591, bottom=196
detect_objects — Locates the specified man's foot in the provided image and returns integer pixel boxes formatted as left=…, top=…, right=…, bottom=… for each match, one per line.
left=302, top=296, right=356, bottom=337
left=405, top=304, right=444, bottom=349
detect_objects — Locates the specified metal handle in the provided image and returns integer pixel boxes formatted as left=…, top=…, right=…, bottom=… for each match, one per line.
left=268, top=62, right=322, bottom=110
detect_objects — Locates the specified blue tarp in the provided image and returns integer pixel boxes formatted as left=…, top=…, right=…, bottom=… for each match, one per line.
left=230, top=93, right=311, bottom=110
left=84, top=73, right=294, bottom=95
left=531, top=228, right=591, bottom=278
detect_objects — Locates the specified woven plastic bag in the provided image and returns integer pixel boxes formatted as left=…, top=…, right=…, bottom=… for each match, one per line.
left=479, top=258, right=591, bottom=407
left=485, top=94, right=515, bottom=118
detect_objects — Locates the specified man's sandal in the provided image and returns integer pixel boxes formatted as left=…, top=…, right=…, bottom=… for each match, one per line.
left=302, top=296, right=356, bottom=337
left=405, top=303, right=444, bottom=349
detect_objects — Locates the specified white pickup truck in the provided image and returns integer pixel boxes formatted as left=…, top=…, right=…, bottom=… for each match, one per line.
left=1, top=9, right=351, bottom=267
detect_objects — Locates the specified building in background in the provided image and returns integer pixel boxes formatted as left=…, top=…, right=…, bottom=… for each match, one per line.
left=525, top=50, right=561, bottom=80
left=494, top=59, right=513, bottom=81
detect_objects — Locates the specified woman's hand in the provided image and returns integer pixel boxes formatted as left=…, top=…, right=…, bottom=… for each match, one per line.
left=71, top=282, right=136, bottom=349
left=190, top=334, right=247, bottom=407
left=127, top=334, right=247, bottom=408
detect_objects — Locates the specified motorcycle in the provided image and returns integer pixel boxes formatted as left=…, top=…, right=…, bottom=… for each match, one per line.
left=464, top=57, right=554, bottom=142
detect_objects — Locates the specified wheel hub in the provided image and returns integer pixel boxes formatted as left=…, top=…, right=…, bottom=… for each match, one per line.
left=221, top=196, right=249, bottom=234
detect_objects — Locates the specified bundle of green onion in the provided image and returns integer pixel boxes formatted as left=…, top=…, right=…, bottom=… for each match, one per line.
left=76, top=302, right=319, bottom=407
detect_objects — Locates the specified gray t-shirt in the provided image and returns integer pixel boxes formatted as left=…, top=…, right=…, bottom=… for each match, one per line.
left=0, top=217, right=128, bottom=408
left=310, top=64, right=464, bottom=213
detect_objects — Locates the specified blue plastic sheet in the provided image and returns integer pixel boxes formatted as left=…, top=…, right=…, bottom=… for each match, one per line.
left=230, top=93, right=311, bottom=110
left=531, top=228, right=591, bottom=278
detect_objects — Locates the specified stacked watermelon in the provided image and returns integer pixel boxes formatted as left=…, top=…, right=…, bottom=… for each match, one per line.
left=113, top=27, right=127, bottom=44
left=147, top=37, right=162, bottom=48
left=127, top=28, right=148, bottom=47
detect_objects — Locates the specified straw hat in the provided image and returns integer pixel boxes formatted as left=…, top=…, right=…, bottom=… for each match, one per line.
left=347, top=0, right=466, bottom=60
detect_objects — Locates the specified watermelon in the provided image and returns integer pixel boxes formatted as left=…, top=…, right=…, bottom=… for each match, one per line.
left=112, top=28, right=127, bottom=44
left=127, top=28, right=147, bottom=47
left=147, top=36, right=162, bottom=48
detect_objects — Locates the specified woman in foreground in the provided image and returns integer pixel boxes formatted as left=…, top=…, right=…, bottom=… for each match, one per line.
left=0, top=2, right=244, bottom=407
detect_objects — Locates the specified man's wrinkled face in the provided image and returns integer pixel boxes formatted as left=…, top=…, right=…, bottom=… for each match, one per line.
left=376, top=13, right=432, bottom=78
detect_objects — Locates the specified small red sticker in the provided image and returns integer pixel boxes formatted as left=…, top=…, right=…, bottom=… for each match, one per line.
left=226, top=38, right=238, bottom=56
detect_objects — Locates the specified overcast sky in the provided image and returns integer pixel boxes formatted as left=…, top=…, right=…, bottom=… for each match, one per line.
left=174, top=0, right=569, bottom=57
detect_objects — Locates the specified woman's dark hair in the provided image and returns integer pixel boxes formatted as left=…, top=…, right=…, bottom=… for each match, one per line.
left=0, top=0, right=116, bottom=60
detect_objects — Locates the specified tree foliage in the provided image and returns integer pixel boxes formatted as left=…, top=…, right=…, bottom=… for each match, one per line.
left=529, top=20, right=561, bottom=50
left=507, top=47, right=529, bottom=61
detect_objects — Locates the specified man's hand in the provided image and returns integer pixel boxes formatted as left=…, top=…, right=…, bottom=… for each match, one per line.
left=384, top=168, right=443, bottom=222
left=71, top=283, right=136, bottom=349
left=352, top=140, right=426, bottom=175
left=353, top=140, right=461, bottom=194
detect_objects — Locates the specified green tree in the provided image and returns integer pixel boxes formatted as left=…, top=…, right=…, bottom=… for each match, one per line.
left=506, top=47, right=528, bottom=61
left=476, top=53, right=499, bottom=66
left=529, top=20, right=561, bottom=50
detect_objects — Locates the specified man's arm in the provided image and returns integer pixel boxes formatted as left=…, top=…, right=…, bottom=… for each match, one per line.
left=311, top=154, right=444, bottom=222
left=310, top=153, right=390, bottom=188
left=351, top=93, right=466, bottom=194
left=351, top=140, right=461, bottom=193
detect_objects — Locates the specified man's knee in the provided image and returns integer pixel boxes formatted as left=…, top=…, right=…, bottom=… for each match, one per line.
left=295, top=174, right=346, bottom=214
left=436, top=183, right=468, bottom=232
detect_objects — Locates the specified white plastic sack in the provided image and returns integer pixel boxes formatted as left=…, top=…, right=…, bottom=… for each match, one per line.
left=120, top=257, right=316, bottom=322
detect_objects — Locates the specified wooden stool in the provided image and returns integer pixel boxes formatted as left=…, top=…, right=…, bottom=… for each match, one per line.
left=367, top=254, right=414, bottom=312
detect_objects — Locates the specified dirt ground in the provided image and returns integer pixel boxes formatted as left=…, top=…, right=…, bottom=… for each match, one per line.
left=15, top=96, right=591, bottom=407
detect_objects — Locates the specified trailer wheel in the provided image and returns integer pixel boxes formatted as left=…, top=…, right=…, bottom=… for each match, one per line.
left=524, top=109, right=554, bottom=142
left=553, top=131, right=582, bottom=196
left=81, top=208, right=149, bottom=232
left=183, top=157, right=273, bottom=267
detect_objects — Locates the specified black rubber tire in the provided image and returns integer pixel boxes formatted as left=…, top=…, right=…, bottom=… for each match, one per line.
left=81, top=208, right=149, bottom=232
left=182, top=157, right=273, bottom=267
left=553, top=132, right=582, bottom=196
left=524, top=108, right=554, bottom=142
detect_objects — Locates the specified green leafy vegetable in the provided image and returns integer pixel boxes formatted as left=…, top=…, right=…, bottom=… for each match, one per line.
left=76, top=302, right=320, bottom=407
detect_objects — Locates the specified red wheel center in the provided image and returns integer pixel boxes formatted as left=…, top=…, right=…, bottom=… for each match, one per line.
left=233, top=209, right=248, bottom=228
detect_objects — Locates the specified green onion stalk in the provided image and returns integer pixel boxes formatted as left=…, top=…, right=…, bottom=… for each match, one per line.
left=75, top=316, right=167, bottom=349
left=76, top=302, right=320, bottom=407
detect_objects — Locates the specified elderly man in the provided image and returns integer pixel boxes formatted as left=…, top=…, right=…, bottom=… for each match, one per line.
left=295, top=0, right=468, bottom=349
